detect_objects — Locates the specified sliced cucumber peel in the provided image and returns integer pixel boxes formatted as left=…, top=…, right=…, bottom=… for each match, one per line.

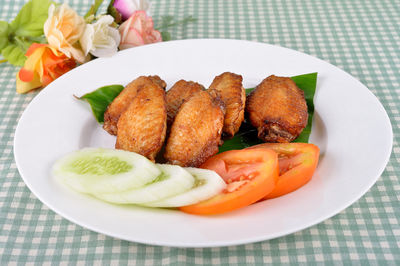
left=53, top=148, right=161, bottom=193
left=95, top=164, right=195, bottom=204
left=142, top=167, right=226, bottom=207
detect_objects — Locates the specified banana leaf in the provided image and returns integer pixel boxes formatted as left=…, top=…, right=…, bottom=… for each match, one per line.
left=219, top=72, right=317, bottom=152
left=77, top=84, right=124, bottom=123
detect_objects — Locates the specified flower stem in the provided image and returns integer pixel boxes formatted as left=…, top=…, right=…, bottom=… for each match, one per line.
left=0, top=59, right=7, bottom=64
left=84, top=0, right=104, bottom=19
left=156, top=16, right=197, bottom=30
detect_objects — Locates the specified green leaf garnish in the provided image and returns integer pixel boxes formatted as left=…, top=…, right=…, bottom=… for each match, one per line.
left=291, top=72, right=317, bottom=111
left=78, top=85, right=125, bottom=123
left=219, top=72, right=318, bottom=152
left=290, top=72, right=317, bottom=143
left=218, top=123, right=261, bottom=153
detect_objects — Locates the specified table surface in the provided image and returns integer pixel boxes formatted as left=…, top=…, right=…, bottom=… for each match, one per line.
left=1, top=0, right=399, bottom=264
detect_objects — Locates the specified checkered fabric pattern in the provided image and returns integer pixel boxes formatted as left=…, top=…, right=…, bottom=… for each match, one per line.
left=0, top=0, right=399, bottom=264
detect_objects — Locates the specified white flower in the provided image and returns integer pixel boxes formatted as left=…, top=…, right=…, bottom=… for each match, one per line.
left=80, top=15, right=121, bottom=58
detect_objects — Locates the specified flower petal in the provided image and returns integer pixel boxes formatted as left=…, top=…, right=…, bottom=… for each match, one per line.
left=18, top=68, right=35, bottom=82
left=81, top=15, right=121, bottom=58
left=120, top=28, right=144, bottom=49
left=25, top=43, right=47, bottom=57
left=118, top=10, right=161, bottom=49
left=16, top=71, right=42, bottom=94
left=80, top=24, right=95, bottom=56
left=44, top=3, right=86, bottom=62
left=90, top=27, right=121, bottom=57
left=16, top=43, right=77, bottom=93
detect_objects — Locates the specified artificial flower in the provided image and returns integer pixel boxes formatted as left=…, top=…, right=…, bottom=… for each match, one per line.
left=44, top=4, right=89, bottom=63
left=16, top=43, right=76, bottom=93
left=80, top=15, right=121, bottom=57
left=114, top=0, right=150, bottom=21
left=118, top=10, right=162, bottom=49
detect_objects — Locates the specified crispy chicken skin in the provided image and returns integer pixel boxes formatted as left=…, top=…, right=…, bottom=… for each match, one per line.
left=103, top=75, right=166, bottom=135
left=208, top=72, right=246, bottom=137
left=115, top=80, right=167, bottom=161
left=164, top=90, right=224, bottom=167
left=246, top=75, right=308, bottom=143
left=166, top=80, right=204, bottom=126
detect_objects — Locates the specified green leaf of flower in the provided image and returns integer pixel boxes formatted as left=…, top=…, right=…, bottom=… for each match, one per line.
left=161, top=31, right=171, bottom=41
left=158, top=15, right=174, bottom=29
left=155, top=15, right=196, bottom=42
left=78, top=85, right=125, bottom=123
left=0, top=21, right=10, bottom=50
left=10, top=0, right=53, bottom=37
left=1, top=44, right=27, bottom=66
left=156, top=15, right=197, bottom=31
left=0, top=0, right=53, bottom=66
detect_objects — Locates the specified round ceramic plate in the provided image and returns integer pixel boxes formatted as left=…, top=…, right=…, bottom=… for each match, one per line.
left=14, top=39, right=392, bottom=247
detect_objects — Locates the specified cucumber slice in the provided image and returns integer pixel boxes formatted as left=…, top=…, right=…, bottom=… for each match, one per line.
left=94, top=164, right=195, bottom=204
left=53, top=148, right=161, bottom=193
left=142, top=167, right=227, bottom=207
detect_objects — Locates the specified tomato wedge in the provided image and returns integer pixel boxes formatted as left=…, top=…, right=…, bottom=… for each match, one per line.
left=179, top=148, right=279, bottom=215
left=247, top=143, right=319, bottom=199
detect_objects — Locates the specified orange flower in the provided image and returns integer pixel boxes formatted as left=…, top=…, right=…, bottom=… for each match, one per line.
left=16, top=43, right=76, bottom=93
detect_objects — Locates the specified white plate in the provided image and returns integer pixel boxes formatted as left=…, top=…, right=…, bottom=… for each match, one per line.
left=14, top=39, right=392, bottom=247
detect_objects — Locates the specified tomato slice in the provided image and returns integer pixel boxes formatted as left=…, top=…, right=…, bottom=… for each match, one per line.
left=179, top=148, right=278, bottom=215
left=247, top=143, right=319, bottom=199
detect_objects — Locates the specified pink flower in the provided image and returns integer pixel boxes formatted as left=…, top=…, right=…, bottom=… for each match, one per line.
left=118, top=11, right=162, bottom=49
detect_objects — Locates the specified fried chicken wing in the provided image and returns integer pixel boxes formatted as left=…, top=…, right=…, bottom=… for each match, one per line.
left=164, top=90, right=224, bottom=167
left=166, top=80, right=204, bottom=126
left=246, top=75, right=308, bottom=143
left=208, top=72, right=245, bottom=137
left=103, top=75, right=166, bottom=135
left=115, top=80, right=167, bottom=161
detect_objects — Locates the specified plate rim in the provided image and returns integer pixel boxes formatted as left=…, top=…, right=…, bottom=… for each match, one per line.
left=13, top=38, right=393, bottom=247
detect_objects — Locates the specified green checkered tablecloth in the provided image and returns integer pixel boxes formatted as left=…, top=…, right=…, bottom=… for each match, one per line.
left=1, top=0, right=399, bottom=264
